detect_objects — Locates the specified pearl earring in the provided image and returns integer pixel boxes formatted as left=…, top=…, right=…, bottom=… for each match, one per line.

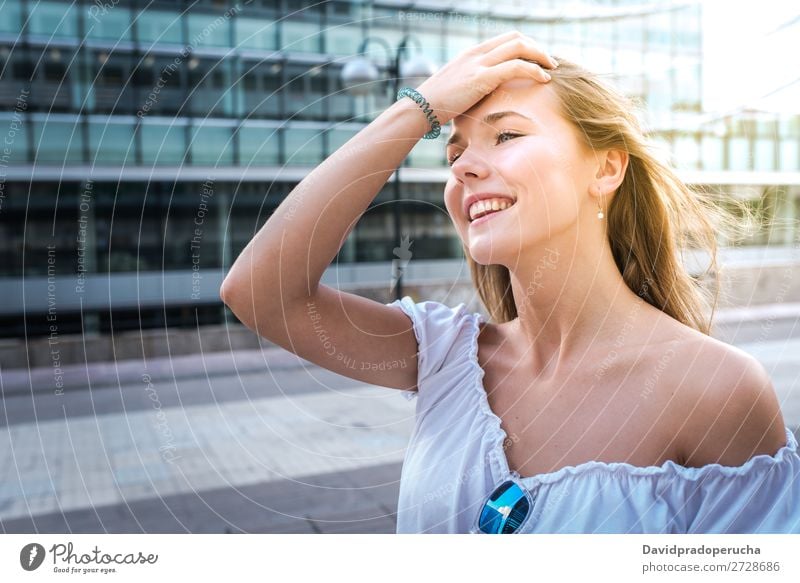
left=596, top=193, right=604, bottom=220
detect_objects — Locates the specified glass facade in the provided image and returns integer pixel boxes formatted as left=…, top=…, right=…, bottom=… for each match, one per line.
left=1, top=0, right=798, bottom=337
left=1, top=0, right=796, bottom=172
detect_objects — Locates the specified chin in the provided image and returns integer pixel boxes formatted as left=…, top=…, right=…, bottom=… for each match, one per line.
left=466, top=243, right=511, bottom=267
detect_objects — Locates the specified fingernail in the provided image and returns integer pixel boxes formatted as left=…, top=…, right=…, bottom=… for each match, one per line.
left=550, top=58, right=559, bottom=68
left=543, top=72, right=551, bottom=81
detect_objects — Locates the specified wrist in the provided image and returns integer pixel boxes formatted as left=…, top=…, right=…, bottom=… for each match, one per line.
left=396, top=87, right=442, bottom=140
left=391, top=96, right=438, bottom=139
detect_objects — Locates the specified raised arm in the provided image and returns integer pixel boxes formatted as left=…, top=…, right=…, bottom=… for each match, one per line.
left=221, top=97, right=433, bottom=308
left=219, top=31, right=557, bottom=390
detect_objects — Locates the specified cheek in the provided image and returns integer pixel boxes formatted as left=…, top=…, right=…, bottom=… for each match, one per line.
left=501, top=145, right=581, bottom=225
left=443, top=181, right=460, bottom=217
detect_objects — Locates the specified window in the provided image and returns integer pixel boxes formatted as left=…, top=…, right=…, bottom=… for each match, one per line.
left=188, top=59, right=233, bottom=116
left=282, top=19, right=322, bottom=53
left=755, top=138, right=775, bottom=171
left=90, top=53, right=135, bottom=114
left=33, top=118, right=85, bottom=163
left=285, top=0, right=323, bottom=16
left=0, top=0, right=22, bottom=35
left=675, top=134, right=699, bottom=170
left=43, top=61, right=68, bottom=82
left=328, top=71, right=353, bottom=121
left=12, top=56, right=34, bottom=81
left=235, top=16, right=278, bottom=50
left=674, top=58, right=700, bottom=105
left=26, top=1, right=77, bottom=38
left=326, top=128, right=357, bottom=156
left=328, top=0, right=361, bottom=19
left=243, top=73, right=258, bottom=91
left=89, top=119, right=137, bottom=165
left=191, top=123, right=234, bottom=165
left=95, top=183, right=165, bottom=273
left=780, top=139, right=798, bottom=171
left=285, top=66, right=324, bottom=120
left=241, top=63, right=282, bottom=118
left=646, top=10, right=672, bottom=49
left=162, top=182, right=223, bottom=271
left=141, top=122, right=187, bottom=165
left=188, top=13, right=232, bottom=48
left=29, top=49, right=73, bottom=112
left=137, top=9, right=183, bottom=45
left=131, top=58, right=155, bottom=87
left=325, top=22, right=363, bottom=56
left=238, top=123, right=280, bottom=166
left=98, top=64, right=125, bottom=86
left=283, top=127, right=323, bottom=165
left=133, top=57, right=187, bottom=116
left=701, top=135, right=723, bottom=172
left=86, top=6, right=131, bottom=41
left=728, top=137, right=751, bottom=170
left=0, top=113, right=29, bottom=164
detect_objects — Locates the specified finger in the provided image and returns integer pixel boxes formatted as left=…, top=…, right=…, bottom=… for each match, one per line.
left=488, top=59, right=552, bottom=85
left=482, top=37, right=558, bottom=70
left=468, top=30, right=525, bottom=54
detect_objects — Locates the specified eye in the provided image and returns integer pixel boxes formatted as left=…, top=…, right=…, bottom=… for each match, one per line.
left=446, top=131, right=522, bottom=167
left=496, top=130, right=521, bottom=143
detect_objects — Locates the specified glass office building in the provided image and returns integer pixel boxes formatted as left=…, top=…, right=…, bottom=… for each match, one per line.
left=0, top=0, right=798, bottom=338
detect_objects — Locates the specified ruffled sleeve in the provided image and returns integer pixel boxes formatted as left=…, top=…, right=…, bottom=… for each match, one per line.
left=509, top=427, right=800, bottom=534
left=678, top=427, right=800, bottom=533
left=384, top=296, right=472, bottom=401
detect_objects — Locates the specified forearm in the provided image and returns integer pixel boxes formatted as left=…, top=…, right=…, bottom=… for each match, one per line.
left=221, top=97, right=433, bottom=308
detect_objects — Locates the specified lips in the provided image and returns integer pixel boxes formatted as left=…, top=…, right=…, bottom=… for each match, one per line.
left=462, top=192, right=516, bottom=220
left=469, top=205, right=514, bottom=227
left=470, top=199, right=515, bottom=222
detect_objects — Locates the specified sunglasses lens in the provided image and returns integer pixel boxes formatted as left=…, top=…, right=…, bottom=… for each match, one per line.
left=477, top=480, right=531, bottom=534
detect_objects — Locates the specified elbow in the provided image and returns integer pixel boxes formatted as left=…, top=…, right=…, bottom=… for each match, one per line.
left=219, top=273, right=260, bottom=332
left=219, top=273, right=245, bottom=310
left=219, top=277, right=232, bottom=306
left=219, top=276, right=251, bottom=330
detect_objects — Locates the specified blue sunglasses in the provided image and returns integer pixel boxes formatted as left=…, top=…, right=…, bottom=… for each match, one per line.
left=473, top=478, right=536, bottom=534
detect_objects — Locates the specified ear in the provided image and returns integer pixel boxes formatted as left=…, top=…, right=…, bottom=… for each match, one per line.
left=594, top=149, right=628, bottom=197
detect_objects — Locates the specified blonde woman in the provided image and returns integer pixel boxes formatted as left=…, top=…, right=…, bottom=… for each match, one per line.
left=220, top=31, right=800, bottom=533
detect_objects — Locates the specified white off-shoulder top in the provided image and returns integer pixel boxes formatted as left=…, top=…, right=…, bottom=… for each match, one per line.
left=385, top=296, right=800, bottom=534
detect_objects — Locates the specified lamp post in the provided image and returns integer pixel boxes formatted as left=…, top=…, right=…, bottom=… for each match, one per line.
left=340, top=35, right=437, bottom=301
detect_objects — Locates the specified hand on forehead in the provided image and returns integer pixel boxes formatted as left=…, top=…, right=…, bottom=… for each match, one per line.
left=459, top=78, right=549, bottom=123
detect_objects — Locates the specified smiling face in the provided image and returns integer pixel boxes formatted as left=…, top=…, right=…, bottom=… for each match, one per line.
left=443, top=78, right=600, bottom=267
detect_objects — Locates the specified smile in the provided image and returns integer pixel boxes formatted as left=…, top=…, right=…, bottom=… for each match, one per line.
left=469, top=199, right=515, bottom=226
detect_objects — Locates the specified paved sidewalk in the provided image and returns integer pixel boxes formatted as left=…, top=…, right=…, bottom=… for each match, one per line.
left=0, top=384, right=413, bottom=522
left=1, top=344, right=310, bottom=397
left=1, top=461, right=404, bottom=534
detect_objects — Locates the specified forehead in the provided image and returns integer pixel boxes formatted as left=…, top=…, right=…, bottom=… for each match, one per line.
left=449, top=80, right=558, bottom=136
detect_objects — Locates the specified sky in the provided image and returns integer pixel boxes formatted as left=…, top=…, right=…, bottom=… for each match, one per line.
left=702, top=0, right=800, bottom=115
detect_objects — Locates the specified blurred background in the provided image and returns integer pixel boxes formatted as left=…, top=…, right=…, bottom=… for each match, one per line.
left=0, top=0, right=798, bottom=534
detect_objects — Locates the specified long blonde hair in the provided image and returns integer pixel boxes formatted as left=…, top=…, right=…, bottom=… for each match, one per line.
left=465, top=57, right=756, bottom=335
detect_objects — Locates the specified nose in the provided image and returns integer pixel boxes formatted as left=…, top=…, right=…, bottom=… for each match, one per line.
left=451, top=149, right=492, bottom=183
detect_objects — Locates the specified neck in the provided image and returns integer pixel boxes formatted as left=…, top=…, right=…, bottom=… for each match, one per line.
left=507, top=234, right=647, bottom=379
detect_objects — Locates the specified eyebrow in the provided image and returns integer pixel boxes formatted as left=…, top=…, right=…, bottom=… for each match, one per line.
left=446, top=111, right=535, bottom=147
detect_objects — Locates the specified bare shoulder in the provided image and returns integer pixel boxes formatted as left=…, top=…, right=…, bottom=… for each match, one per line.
left=661, top=327, right=788, bottom=468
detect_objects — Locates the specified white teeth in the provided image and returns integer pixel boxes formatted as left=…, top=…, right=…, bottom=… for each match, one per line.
left=469, top=198, right=514, bottom=221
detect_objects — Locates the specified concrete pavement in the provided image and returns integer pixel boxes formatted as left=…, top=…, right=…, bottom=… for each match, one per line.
left=1, top=355, right=414, bottom=533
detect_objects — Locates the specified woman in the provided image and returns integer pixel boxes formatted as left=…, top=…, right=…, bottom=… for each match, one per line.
left=220, top=31, right=800, bottom=533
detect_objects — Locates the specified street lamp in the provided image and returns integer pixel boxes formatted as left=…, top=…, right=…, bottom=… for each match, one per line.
left=340, top=35, right=437, bottom=301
